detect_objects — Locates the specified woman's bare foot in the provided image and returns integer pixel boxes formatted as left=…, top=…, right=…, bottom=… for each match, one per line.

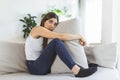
left=71, top=65, right=80, bottom=75
left=71, top=65, right=97, bottom=77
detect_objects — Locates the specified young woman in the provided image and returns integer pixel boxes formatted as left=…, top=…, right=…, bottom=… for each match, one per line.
left=25, top=12, right=97, bottom=77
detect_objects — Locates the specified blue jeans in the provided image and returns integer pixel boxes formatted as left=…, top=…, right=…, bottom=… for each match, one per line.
left=26, top=38, right=76, bottom=75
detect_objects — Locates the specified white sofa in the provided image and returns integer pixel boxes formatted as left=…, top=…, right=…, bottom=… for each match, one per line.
left=0, top=18, right=120, bottom=80
left=0, top=40, right=119, bottom=80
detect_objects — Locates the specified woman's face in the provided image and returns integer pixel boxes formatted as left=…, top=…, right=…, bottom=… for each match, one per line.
left=44, top=18, right=58, bottom=31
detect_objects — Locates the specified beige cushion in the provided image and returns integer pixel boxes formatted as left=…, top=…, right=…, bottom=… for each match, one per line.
left=0, top=41, right=27, bottom=75
left=84, top=43, right=117, bottom=69
left=51, top=18, right=88, bottom=73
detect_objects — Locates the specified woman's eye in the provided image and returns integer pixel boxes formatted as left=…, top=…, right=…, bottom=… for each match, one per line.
left=48, top=20, right=58, bottom=26
left=48, top=20, right=53, bottom=23
left=54, top=23, right=58, bottom=26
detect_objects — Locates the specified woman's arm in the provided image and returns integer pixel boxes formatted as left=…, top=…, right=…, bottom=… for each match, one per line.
left=30, top=26, right=86, bottom=45
left=31, top=26, right=81, bottom=40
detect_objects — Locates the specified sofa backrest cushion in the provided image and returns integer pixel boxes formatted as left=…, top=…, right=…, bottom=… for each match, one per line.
left=0, top=41, right=27, bottom=75
left=84, top=43, right=117, bottom=69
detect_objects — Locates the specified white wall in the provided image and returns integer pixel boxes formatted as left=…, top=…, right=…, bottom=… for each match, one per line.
left=118, top=0, right=120, bottom=47
left=102, top=0, right=120, bottom=47
left=117, top=0, right=120, bottom=74
left=0, top=0, right=120, bottom=45
left=85, top=0, right=102, bottom=43
left=0, top=0, right=73, bottom=41
left=102, top=0, right=119, bottom=44
left=101, top=0, right=113, bottom=44
left=79, top=0, right=86, bottom=36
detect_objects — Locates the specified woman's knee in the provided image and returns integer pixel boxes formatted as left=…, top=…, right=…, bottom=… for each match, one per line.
left=50, top=38, right=64, bottom=47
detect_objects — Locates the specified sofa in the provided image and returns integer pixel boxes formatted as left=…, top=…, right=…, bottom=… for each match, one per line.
left=0, top=18, right=120, bottom=80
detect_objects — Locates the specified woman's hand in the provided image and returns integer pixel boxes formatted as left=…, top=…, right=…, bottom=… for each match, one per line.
left=79, top=36, right=87, bottom=46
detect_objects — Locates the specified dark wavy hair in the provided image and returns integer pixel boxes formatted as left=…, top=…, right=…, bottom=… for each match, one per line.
left=40, top=12, right=59, bottom=49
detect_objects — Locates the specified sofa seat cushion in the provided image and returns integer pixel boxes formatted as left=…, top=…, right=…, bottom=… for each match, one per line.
left=0, top=67, right=119, bottom=80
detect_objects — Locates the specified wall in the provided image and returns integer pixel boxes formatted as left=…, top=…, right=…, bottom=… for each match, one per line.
left=0, top=0, right=120, bottom=47
left=84, top=0, right=102, bottom=43
left=117, top=0, right=120, bottom=74
left=102, top=0, right=119, bottom=44
left=101, top=0, right=113, bottom=44
left=118, top=0, right=120, bottom=48
left=102, top=0, right=120, bottom=44
left=0, top=0, right=74, bottom=41
left=79, top=0, right=86, bottom=36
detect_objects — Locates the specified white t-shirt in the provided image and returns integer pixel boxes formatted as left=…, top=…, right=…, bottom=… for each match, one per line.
left=25, top=34, right=43, bottom=60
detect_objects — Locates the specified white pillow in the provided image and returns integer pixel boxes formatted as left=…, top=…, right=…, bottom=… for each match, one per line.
left=51, top=18, right=88, bottom=73
left=64, top=40, right=88, bottom=68
left=0, top=41, right=27, bottom=75
left=84, top=43, right=117, bottom=69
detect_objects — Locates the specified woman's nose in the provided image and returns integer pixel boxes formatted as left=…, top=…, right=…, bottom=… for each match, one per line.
left=51, top=23, right=55, bottom=27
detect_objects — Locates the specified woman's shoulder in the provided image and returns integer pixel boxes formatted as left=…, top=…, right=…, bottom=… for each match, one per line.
left=30, top=26, right=45, bottom=38
left=32, top=26, right=46, bottom=30
left=33, top=26, right=42, bottom=29
left=31, top=26, right=43, bottom=32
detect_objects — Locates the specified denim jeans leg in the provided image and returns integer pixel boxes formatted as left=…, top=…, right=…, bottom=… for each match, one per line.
left=27, top=38, right=76, bottom=75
